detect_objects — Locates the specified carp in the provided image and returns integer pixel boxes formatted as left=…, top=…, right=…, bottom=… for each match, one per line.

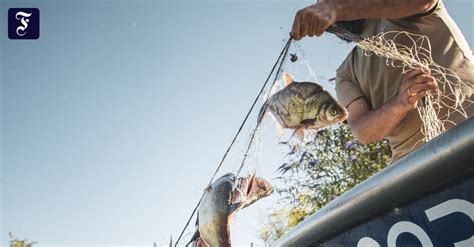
left=188, top=172, right=273, bottom=247
left=259, top=73, right=348, bottom=139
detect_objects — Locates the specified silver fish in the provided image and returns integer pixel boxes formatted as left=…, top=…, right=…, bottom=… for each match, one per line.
left=259, top=73, right=348, bottom=138
left=188, top=172, right=273, bottom=247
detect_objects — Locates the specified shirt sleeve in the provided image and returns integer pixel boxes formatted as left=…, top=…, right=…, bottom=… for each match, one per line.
left=335, top=51, right=365, bottom=108
left=405, top=0, right=441, bottom=19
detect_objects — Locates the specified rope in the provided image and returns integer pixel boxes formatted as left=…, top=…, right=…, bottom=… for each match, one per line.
left=174, top=37, right=293, bottom=246
left=326, top=25, right=361, bottom=42
left=235, top=38, right=292, bottom=179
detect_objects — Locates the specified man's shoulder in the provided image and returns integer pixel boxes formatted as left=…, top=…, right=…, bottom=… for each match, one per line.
left=382, top=0, right=443, bottom=24
left=336, top=47, right=358, bottom=75
left=379, top=1, right=448, bottom=31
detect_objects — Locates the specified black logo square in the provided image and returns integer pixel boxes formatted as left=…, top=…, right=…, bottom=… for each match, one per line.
left=8, top=8, right=40, bottom=40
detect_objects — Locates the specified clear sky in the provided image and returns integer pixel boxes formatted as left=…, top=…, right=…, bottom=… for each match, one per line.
left=1, top=0, right=472, bottom=246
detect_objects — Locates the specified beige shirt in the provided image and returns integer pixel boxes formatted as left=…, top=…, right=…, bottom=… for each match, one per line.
left=335, top=1, right=474, bottom=161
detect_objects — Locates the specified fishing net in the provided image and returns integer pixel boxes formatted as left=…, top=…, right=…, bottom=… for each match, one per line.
left=262, top=38, right=339, bottom=143
left=329, top=26, right=473, bottom=142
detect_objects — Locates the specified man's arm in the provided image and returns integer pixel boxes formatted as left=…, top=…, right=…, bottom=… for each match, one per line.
left=347, top=70, right=437, bottom=144
left=291, top=0, right=437, bottom=40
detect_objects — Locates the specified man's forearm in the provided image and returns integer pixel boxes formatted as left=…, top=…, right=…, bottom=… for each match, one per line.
left=347, top=70, right=437, bottom=145
left=331, top=0, right=437, bottom=21
left=349, top=97, right=409, bottom=144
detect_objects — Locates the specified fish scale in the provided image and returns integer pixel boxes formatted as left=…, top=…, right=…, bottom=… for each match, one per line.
left=259, top=73, right=348, bottom=136
left=188, top=173, right=272, bottom=247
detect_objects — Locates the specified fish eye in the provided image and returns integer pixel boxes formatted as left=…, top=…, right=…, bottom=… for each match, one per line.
left=330, top=109, right=338, bottom=116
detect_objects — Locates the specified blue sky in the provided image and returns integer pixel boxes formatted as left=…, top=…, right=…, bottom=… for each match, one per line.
left=1, top=0, right=472, bottom=246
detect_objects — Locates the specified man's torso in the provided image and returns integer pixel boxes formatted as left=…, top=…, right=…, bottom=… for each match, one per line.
left=336, top=1, right=474, bottom=161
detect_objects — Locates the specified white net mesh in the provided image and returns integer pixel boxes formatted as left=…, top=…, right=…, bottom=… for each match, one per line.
left=355, top=30, right=473, bottom=141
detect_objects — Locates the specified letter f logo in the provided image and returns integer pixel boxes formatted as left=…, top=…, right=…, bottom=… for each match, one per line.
left=8, top=8, right=40, bottom=39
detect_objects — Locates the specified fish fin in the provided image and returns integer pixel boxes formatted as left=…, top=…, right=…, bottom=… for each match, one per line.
left=196, top=237, right=210, bottom=247
left=300, top=119, right=316, bottom=126
left=283, top=72, right=294, bottom=86
left=245, top=171, right=256, bottom=195
left=276, top=121, right=285, bottom=138
left=290, top=128, right=305, bottom=142
left=257, top=102, right=268, bottom=124
left=186, top=229, right=200, bottom=247
left=267, top=82, right=282, bottom=99
left=267, top=112, right=285, bottom=138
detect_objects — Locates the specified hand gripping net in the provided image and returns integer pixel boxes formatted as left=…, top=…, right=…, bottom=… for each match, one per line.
left=328, top=25, right=473, bottom=142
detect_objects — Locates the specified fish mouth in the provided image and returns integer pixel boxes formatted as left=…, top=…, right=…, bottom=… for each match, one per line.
left=229, top=172, right=273, bottom=207
left=246, top=172, right=255, bottom=195
left=334, top=106, right=349, bottom=123
left=342, top=107, right=349, bottom=117
left=339, top=108, right=349, bottom=121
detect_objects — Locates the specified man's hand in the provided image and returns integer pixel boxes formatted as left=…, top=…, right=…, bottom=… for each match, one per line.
left=394, top=69, right=438, bottom=111
left=291, top=0, right=437, bottom=41
left=346, top=69, right=437, bottom=145
left=291, top=2, right=338, bottom=40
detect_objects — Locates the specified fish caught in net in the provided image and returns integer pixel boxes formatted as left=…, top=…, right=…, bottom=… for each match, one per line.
left=259, top=72, right=348, bottom=141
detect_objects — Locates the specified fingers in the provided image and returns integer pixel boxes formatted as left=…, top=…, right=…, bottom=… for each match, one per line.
left=291, top=3, right=337, bottom=40
left=408, top=91, right=427, bottom=105
left=405, top=74, right=437, bottom=86
left=406, top=78, right=437, bottom=106
left=315, top=18, right=327, bottom=37
left=407, top=80, right=437, bottom=95
left=397, top=69, right=437, bottom=111
left=403, top=68, right=431, bottom=80
left=292, top=10, right=303, bottom=40
left=403, top=72, right=437, bottom=91
left=300, top=12, right=309, bottom=39
left=308, top=21, right=315, bottom=37
left=314, top=20, right=323, bottom=37
left=404, top=69, right=424, bottom=79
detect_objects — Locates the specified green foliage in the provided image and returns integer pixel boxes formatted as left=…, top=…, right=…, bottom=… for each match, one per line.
left=259, top=124, right=391, bottom=244
left=8, top=233, right=37, bottom=247
left=259, top=208, right=290, bottom=244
